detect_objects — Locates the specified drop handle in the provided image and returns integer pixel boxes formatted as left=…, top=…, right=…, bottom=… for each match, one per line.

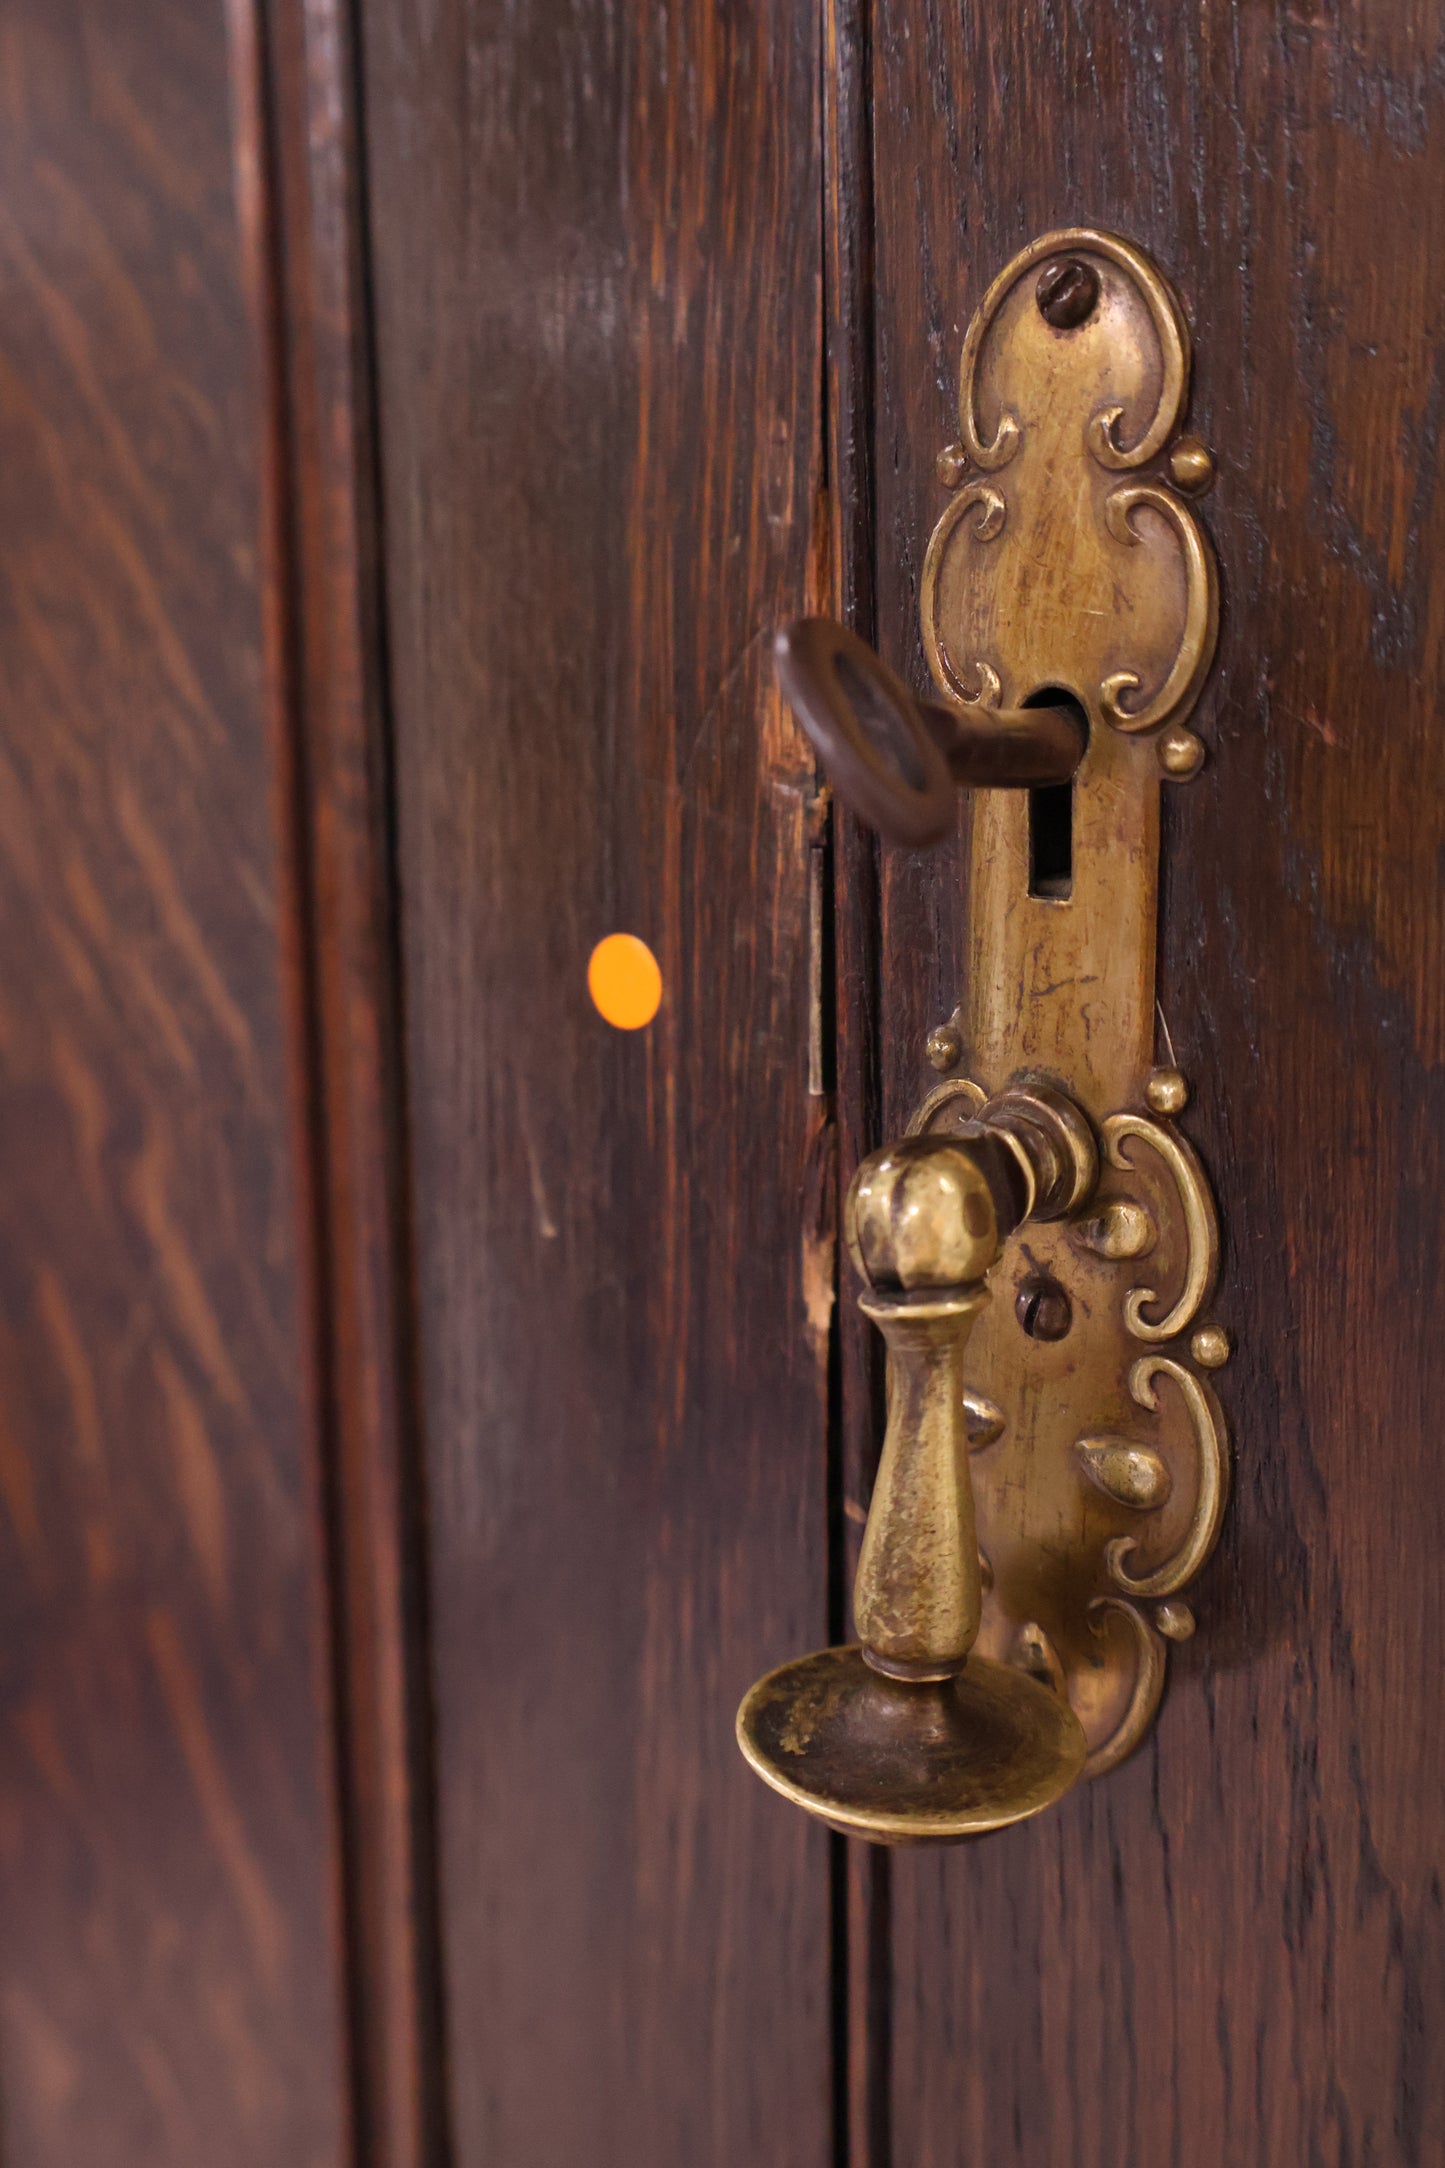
left=737, top=1082, right=1099, bottom=1844
left=774, top=616, right=1084, bottom=848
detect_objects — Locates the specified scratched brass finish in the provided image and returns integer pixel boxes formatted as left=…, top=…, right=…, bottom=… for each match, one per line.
left=746, top=230, right=1229, bottom=1836
left=853, top=1288, right=990, bottom=1677
left=924, top=227, right=1218, bottom=1112
left=909, top=231, right=1231, bottom=1775
left=923, top=228, right=1217, bottom=740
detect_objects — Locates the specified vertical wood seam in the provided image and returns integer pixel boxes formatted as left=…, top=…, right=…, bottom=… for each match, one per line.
left=227, top=0, right=359, bottom=2159
left=822, top=3, right=891, bottom=2166
left=250, top=1, right=450, bottom=2161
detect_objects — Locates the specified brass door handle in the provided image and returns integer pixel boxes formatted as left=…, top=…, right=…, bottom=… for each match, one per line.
left=739, top=1085, right=1097, bottom=1839
left=774, top=616, right=1083, bottom=847
left=738, top=229, right=1234, bottom=1842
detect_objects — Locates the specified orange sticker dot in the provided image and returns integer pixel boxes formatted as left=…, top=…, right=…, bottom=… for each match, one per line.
left=587, top=933, right=662, bottom=1030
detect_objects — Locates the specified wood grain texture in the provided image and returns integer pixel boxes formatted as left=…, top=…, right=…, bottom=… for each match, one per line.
left=0, top=1, right=351, bottom=2162
left=267, top=2, right=446, bottom=2161
left=359, top=2, right=834, bottom=2161
left=860, top=5, right=1445, bottom=2163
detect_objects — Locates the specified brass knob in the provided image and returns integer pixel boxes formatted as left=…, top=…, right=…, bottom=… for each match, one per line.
left=736, top=1087, right=1095, bottom=1842
left=773, top=616, right=1084, bottom=848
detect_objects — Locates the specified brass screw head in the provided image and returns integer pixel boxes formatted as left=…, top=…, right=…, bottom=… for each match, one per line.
left=1191, top=1322, right=1231, bottom=1369
left=1145, top=1065, right=1189, bottom=1115
left=1036, top=256, right=1101, bottom=330
left=1159, top=725, right=1206, bottom=779
left=1015, top=1274, right=1073, bottom=1342
left=1155, top=1601, right=1196, bottom=1642
left=936, top=441, right=968, bottom=487
left=1168, top=436, right=1216, bottom=494
left=926, top=1021, right=963, bottom=1072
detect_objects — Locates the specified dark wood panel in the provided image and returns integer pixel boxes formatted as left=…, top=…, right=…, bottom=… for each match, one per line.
left=863, top=7, right=1445, bottom=2164
left=360, top=2, right=835, bottom=2162
left=0, top=2, right=353, bottom=2161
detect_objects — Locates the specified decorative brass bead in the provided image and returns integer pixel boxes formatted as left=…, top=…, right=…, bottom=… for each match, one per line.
left=1154, top=1601, right=1196, bottom=1641
left=1076, top=1198, right=1154, bottom=1260
left=925, top=1021, right=963, bottom=1072
left=1159, top=724, right=1205, bottom=779
left=1168, top=436, right=1216, bottom=494
left=963, top=1391, right=1005, bottom=1448
left=935, top=441, right=968, bottom=487
left=1145, top=1066, right=1190, bottom=1116
left=1077, top=1438, right=1172, bottom=1509
left=1191, top=1322, right=1231, bottom=1369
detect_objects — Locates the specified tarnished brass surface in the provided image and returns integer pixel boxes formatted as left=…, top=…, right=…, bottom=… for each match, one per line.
left=1103, top=1357, right=1229, bottom=1598
left=920, top=1070, right=1230, bottom=1778
left=738, top=1095, right=1095, bottom=1838
left=922, top=227, right=1217, bottom=1111
left=736, top=1646, right=1086, bottom=1845
left=741, top=231, right=1229, bottom=1835
left=847, top=1142, right=1003, bottom=1293
left=977, top=1078, right=1097, bottom=1221
left=922, top=227, right=1216, bottom=743
left=909, top=232, right=1231, bottom=1778
left=853, top=1288, right=988, bottom=1676
left=1102, top=1112, right=1218, bottom=1341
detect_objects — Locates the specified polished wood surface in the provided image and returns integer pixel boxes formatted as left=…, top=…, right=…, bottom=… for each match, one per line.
left=0, top=2, right=352, bottom=2161
left=861, top=7, right=1445, bottom=2163
left=359, top=3, right=834, bottom=2162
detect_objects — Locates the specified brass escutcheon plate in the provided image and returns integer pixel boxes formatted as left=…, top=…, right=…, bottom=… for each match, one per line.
left=916, top=229, right=1230, bottom=1776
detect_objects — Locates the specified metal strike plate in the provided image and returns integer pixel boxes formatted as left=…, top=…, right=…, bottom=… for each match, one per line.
left=913, top=229, right=1231, bottom=1775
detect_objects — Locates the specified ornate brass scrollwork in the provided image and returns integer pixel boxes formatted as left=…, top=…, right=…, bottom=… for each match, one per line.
left=1102, top=1356, right=1230, bottom=1597
left=922, top=225, right=1219, bottom=792
left=1099, top=485, right=1218, bottom=732
left=929, top=1064, right=1232, bottom=1783
left=1102, top=1111, right=1219, bottom=1341
left=743, top=229, right=1231, bottom=1842
left=951, top=228, right=1190, bottom=473
left=1081, top=1600, right=1167, bottom=1780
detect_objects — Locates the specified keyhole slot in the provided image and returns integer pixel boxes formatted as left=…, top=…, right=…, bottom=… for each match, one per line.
left=1024, top=689, right=1088, bottom=899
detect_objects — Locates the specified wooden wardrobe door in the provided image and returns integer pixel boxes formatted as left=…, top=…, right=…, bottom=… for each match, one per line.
left=360, top=6, right=836, bottom=2162
left=0, top=4, right=354, bottom=2162
left=853, top=9, right=1445, bottom=2164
